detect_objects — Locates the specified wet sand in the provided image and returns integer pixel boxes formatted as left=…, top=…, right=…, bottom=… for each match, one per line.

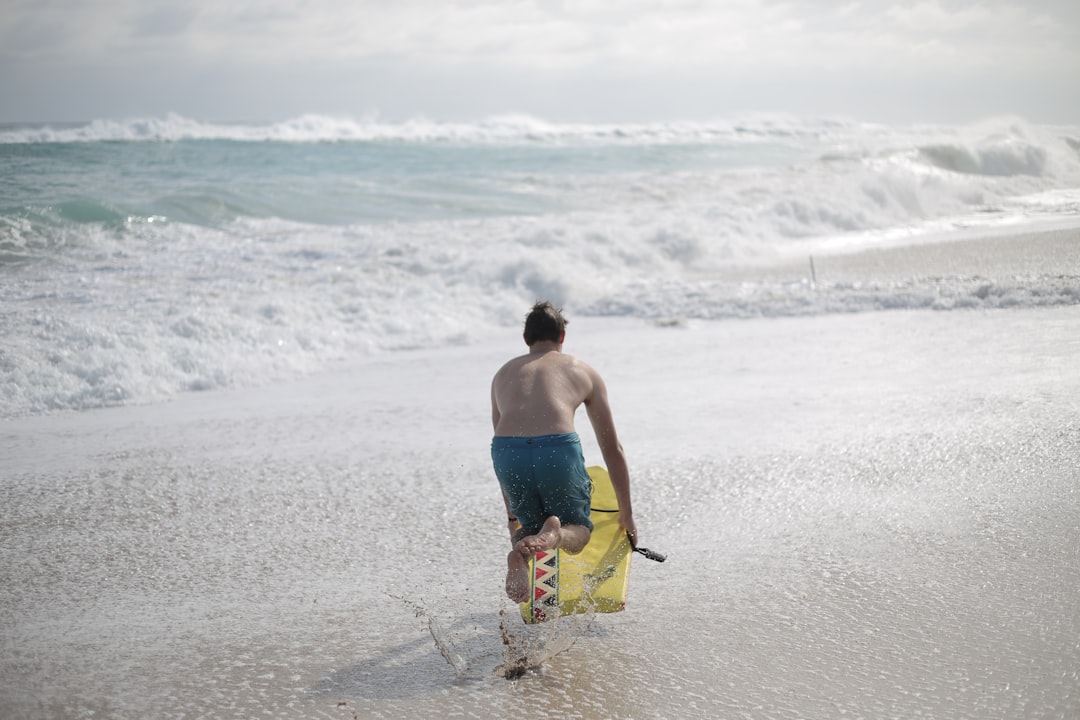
left=718, top=224, right=1080, bottom=283
left=2, top=229, right=1079, bottom=719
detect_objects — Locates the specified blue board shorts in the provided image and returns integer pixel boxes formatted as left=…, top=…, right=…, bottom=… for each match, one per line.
left=491, top=432, right=594, bottom=535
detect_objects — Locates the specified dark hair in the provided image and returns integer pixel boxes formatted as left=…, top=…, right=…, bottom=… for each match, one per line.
left=523, top=301, right=568, bottom=345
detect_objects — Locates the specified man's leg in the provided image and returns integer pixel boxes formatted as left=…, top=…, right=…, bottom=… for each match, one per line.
left=505, top=517, right=592, bottom=602
left=505, top=549, right=530, bottom=603
left=515, top=516, right=591, bottom=555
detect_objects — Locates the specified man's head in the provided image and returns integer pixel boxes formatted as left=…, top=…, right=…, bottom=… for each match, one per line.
left=523, top=301, right=568, bottom=346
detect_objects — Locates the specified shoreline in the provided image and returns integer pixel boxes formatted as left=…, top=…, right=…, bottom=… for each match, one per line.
left=712, top=223, right=1080, bottom=284
left=3, top=223, right=1078, bottom=424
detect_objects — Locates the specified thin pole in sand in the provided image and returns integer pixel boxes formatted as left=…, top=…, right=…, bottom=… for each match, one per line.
left=809, top=255, right=817, bottom=285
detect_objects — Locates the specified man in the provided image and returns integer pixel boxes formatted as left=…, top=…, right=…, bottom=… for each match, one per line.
left=490, top=301, right=637, bottom=603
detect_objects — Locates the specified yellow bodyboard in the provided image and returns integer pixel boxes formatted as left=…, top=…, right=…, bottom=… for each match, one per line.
left=519, top=466, right=632, bottom=623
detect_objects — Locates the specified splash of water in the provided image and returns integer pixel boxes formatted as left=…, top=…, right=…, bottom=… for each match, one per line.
left=494, top=605, right=598, bottom=680
left=398, top=594, right=600, bottom=680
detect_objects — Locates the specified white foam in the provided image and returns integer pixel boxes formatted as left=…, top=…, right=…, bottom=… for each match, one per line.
left=0, top=112, right=868, bottom=145
left=4, top=208, right=1079, bottom=419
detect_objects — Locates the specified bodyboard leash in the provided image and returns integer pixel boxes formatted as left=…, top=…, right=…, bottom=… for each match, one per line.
left=628, top=532, right=666, bottom=562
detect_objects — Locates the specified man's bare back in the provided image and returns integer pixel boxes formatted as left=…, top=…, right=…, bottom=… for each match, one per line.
left=490, top=346, right=596, bottom=437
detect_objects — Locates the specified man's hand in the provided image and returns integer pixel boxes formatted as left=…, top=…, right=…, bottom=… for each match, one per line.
left=621, top=512, right=638, bottom=548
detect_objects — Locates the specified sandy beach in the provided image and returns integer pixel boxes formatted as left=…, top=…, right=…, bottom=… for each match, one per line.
left=2, top=228, right=1079, bottom=719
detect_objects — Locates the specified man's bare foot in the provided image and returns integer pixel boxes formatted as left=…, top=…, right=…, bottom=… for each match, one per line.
left=506, top=549, right=530, bottom=603
left=515, top=516, right=562, bottom=556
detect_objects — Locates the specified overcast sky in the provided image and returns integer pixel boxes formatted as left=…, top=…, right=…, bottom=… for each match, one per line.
left=1, top=0, right=1077, bottom=124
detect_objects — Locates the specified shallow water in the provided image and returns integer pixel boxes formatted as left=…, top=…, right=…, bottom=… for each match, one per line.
left=2, top=309, right=1079, bottom=718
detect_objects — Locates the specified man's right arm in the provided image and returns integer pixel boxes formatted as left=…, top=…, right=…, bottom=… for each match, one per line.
left=490, top=374, right=501, bottom=432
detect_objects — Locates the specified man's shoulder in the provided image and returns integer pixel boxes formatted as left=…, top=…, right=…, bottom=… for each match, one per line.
left=559, top=352, right=597, bottom=372
left=492, top=350, right=596, bottom=377
left=492, top=353, right=531, bottom=380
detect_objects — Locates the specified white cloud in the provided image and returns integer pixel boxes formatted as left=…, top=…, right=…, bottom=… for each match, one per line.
left=2, top=0, right=1072, bottom=73
left=0, top=0, right=1077, bottom=122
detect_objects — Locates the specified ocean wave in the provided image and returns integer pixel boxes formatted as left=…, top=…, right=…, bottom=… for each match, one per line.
left=913, top=120, right=1074, bottom=178
left=0, top=112, right=866, bottom=145
left=806, top=118, right=1080, bottom=183
left=6, top=115, right=1076, bottom=182
left=918, top=142, right=1048, bottom=177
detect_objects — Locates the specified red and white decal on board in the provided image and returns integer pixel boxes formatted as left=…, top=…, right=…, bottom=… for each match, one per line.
left=530, top=550, right=560, bottom=622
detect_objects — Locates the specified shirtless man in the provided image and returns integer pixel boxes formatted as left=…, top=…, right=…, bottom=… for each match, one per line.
left=490, top=301, right=637, bottom=603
